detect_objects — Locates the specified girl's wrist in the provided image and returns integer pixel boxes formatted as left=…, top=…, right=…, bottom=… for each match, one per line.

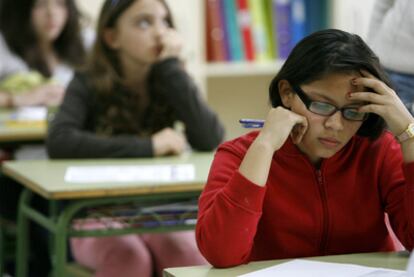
left=254, top=134, right=280, bottom=153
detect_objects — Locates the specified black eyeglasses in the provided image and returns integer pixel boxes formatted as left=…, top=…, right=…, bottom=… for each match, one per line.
left=292, top=85, right=368, bottom=121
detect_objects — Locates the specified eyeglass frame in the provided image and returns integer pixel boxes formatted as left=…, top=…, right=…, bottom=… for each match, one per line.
left=291, top=84, right=369, bottom=121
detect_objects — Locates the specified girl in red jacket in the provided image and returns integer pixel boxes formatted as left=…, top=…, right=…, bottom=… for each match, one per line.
left=196, top=29, right=414, bottom=268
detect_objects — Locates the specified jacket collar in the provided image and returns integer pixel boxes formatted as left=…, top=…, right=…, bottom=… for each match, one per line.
left=277, top=135, right=359, bottom=166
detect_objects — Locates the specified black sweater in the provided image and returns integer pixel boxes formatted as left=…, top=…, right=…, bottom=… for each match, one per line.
left=46, top=58, right=225, bottom=158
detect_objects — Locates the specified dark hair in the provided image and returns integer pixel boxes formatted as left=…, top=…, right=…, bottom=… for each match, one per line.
left=269, top=29, right=388, bottom=140
left=0, top=0, right=86, bottom=77
left=85, top=0, right=176, bottom=135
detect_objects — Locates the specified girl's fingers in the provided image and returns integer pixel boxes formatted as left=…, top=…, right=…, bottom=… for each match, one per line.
left=348, top=91, right=387, bottom=104
left=353, top=78, right=390, bottom=95
left=357, top=103, right=385, bottom=115
left=359, top=69, right=377, bottom=79
left=290, top=120, right=308, bottom=144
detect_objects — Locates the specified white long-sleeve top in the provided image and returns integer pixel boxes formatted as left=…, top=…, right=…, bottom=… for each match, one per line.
left=368, top=0, right=414, bottom=74
left=0, top=29, right=95, bottom=87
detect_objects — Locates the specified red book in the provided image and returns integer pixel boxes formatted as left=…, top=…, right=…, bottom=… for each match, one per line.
left=205, top=0, right=227, bottom=62
left=236, top=0, right=255, bottom=61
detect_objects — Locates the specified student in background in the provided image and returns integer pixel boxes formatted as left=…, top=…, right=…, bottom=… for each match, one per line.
left=0, top=0, right=89, bottom=275
left=47, top=0, right=224, bottom=276
left=368, top=0, right=414, bottom=115
left=196, top=29, right=414, bottom=267
left=0, top=0, right=89, bottom=107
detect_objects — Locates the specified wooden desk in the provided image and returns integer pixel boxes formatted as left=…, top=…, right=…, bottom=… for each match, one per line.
left=0, top=109, right=46, bottom=144
left=164, top=251, right=409, bottom=277
left=2, top=152, right=214, bottom=277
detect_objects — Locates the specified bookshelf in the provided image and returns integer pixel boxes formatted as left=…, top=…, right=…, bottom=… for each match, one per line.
left=205, top=61, right=285, bottom=77
left=76, top=0, right=375, bottom=140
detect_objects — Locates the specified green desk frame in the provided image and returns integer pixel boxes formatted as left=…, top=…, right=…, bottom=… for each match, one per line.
left=3, top=153, right=213, bottom=277
left=17, top=189, right=200, bottom=277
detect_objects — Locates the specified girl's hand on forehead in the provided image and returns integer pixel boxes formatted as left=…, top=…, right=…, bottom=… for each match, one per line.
left=348, top=70, right=414, bottom=136
left=158, top=29, right=183, bottom=60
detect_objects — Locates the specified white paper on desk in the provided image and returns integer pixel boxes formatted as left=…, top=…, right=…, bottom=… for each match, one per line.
left=238, top=259, right=406, bottom=277
left=64, top=164, right=195, bottom=183
left=10, top=107, right=47, bottom=121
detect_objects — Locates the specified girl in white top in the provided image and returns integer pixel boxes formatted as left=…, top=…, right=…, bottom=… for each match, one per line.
left=0, top=0, right=92, bottom=107
left=368, top=0, right=414, bottom=114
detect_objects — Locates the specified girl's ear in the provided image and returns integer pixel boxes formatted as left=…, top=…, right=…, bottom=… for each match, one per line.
left=103, top=28, right=120, bottom=49
left=278, top=79, right=295, bottom=108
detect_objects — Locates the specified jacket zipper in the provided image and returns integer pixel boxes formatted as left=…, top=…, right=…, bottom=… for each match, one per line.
left=316, top=169, right=329, bottom=255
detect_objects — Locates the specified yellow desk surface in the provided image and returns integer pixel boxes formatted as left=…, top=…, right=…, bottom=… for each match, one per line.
left=0, top=109, right=46, bottom=142
left=164, top=252, right=409, bottom=277
left=2, top=152, right=214, bottom=200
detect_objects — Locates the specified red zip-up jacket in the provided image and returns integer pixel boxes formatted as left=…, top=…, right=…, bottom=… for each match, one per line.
left=196, top=131, right=414, bottom=268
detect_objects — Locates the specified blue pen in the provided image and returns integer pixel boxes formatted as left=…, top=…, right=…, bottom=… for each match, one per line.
left=239, top=119, right=265, bottom=128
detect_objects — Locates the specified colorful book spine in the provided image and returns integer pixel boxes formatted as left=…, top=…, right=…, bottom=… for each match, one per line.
left=291, top=0, right=306, bottom=46
left=236, top=0, right=255, bottom=61
left=273, top=0, right=292, bottom=59
left=205, top=0, right=227, bottom=62
left=219, top=0, right=231, bottom=60
left=304, top=0, right=328, bottom=35
left=222, top=0, right=244, bottom=61
left=248, top=0, right=272, bottom=61
left=264, top=0, right=277, bottom=60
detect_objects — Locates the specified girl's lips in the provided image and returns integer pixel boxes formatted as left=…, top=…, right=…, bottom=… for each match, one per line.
left=155, top=45, right=163, bottom=55
left=318, top=137, right=340, bottom=148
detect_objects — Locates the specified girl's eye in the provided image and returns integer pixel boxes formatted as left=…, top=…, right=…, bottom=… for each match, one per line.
left=136, top=18, right=151, bottom=29
left=162, top=18, right=170, bottom=27
left=310, top=102, right=336, bottom=114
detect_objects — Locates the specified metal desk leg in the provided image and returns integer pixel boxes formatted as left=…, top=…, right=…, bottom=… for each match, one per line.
left=16, top=189, right=32, bottom=277
left=0, top=222, right=4, bottom=276
left=51, top=221, right=68, bottom=277
left=51, top=200, right=79, bottom=277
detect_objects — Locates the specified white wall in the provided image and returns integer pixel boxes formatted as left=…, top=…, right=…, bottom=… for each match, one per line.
left=76, top=0, right=104, bottom=24
left=331, top=0, right=376, bottom=39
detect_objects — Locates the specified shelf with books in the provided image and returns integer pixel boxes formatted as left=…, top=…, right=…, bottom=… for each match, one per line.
left=205, top=0, right=329, bottom=64
left=204, top=60, right=285, bottom=77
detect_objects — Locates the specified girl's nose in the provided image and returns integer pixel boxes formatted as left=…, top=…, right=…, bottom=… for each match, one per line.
left=324, top=110, right=344, bottom=131
left=154, top=22, right=167, bottom=37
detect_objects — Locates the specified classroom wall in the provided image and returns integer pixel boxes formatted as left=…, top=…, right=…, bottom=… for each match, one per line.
left=331, top=0, right=375, bottom=39
left=208, top=75, right=272, bottom=139
left=76, top=0, right=103, bottom=23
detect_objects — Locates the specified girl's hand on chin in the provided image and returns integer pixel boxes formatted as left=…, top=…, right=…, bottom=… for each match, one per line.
left=256, top=107, right=308, bottom=152
left=158, top=29, right=183, bottom=60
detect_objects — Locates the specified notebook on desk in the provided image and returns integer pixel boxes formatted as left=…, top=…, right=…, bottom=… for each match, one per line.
left=238, top=258, right=410, bottom=277
left=4, top=107, right=47, bottom=128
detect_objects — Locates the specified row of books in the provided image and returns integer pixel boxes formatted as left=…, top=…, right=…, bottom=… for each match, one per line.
left=205, top=0, right=329, bottom=62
